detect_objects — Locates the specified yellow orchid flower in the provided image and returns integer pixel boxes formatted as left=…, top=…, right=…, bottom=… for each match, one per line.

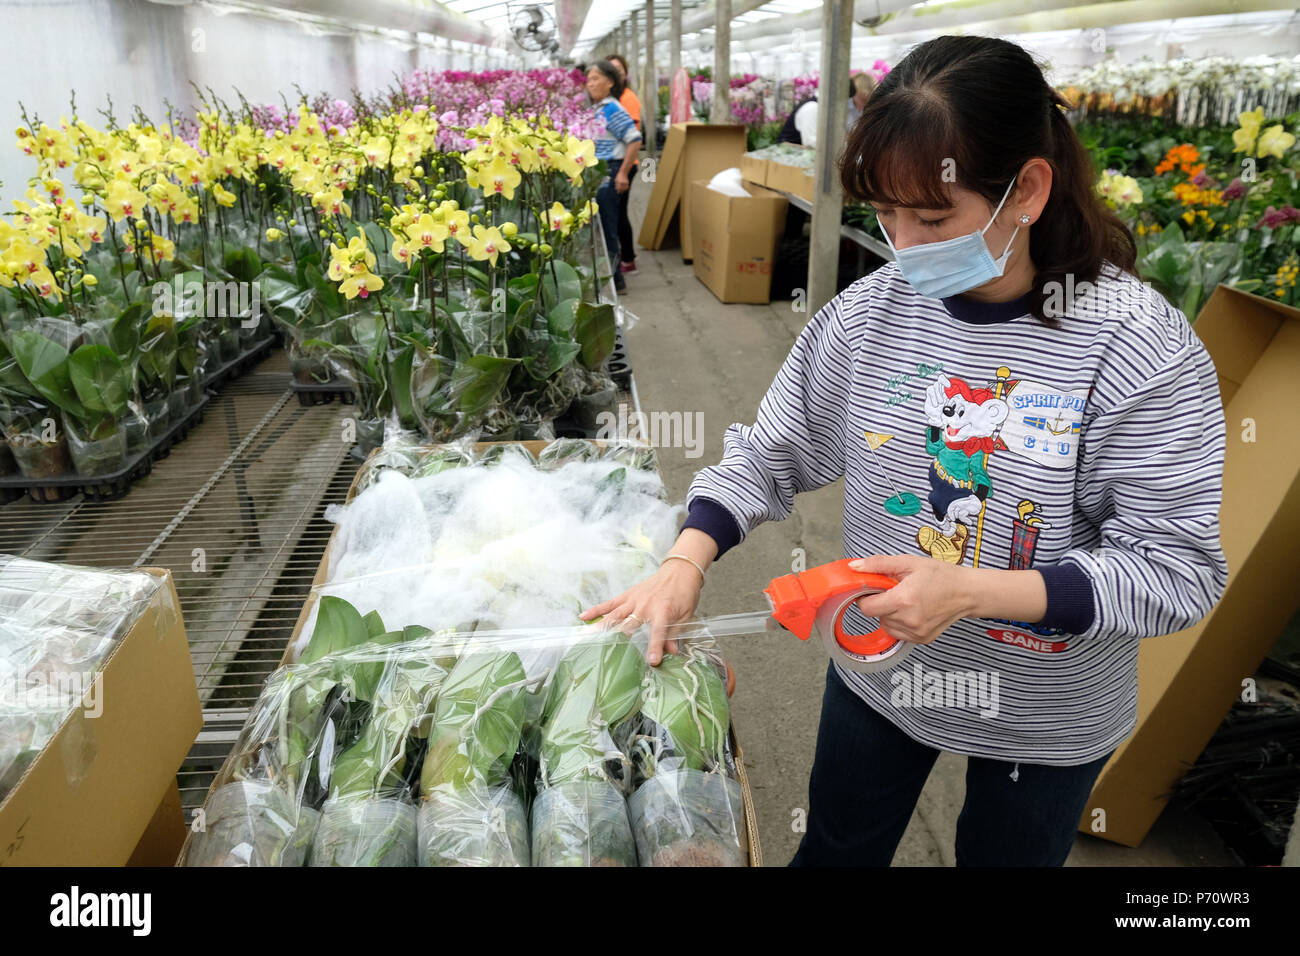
left=212, top=183, right=237, bottom=208
left=1238, top=107, right=1265, bottom=137
left=104, top=177, right=147, bottom=221
left=402, top=213, right=449, bottom=254
left=558, top=136, right=597, bottom=183
left=339, top=271, right=383, bottom=300
left=479, top=155, right=522, bottom=199
left=1233, top=107, right=1266, bottom=155
left=441, top=203, right=471, bottom=248
left=391, top=241, right=416, bottom=269
left=1256, top=124, right=1296, bottom=160
left=466, top=224, right=511, bottom=266
left=327, top=235, right=377, bottom=281
left=312, top=186, right=350, bottom=218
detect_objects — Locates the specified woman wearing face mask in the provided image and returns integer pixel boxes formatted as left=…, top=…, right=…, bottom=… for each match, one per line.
left=586, top=60, right=642, bottom=294
left=580, top=35, right=1228, bottom=866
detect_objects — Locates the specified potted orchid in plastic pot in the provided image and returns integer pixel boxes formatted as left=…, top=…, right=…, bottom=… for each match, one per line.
left=417, top=649, right=532, bottom=867
left=531, top=632, right=644, bottom=866
left=625, top=648, right=745, bottom=866
left=3, top=323, right=132, bottom=477
left=307, top=612, right=450, bottom=867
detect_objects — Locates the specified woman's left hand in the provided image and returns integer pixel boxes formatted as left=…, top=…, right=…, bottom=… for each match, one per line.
left=847, top=555, right=975, bottom=645
left=615, top=171, right=630, bottom=193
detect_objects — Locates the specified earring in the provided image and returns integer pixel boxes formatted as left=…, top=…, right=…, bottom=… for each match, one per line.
left=1019, top=214, right=1032, bottom=224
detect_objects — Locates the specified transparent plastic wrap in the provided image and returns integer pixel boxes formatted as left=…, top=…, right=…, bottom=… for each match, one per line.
left=530, top=633, right=645, bottom=867
left=416, top=647, right=534, bottom=867
left=142, top=397, right=170, bottom=443
left=287, top=338, right=336, bottom=386
left=184, top=602, right=451, bottom=867
left=5, top=414, right=72, bottom=479
left=182, top=778, right=320, bottom=867
left=627, top=769, right=744, bottom=867
left=351, top=427, right=433, bottom=492
left=621, top=642, right=745, bottom=866
left=309, top=793, right=419, bottom=867
left=120, top=400, right=150, bottom=456
left=0, top=556, right=161, bottom=802
left=567, top=368, right=619, bottom=432
left=306, top=612, right=449, bottom=867
left=63, top=414, right=127, bottom=477
left=419, top=782, right=529, bottom=867
left=531, top=777, right=637, bottom=867
left=294, top=438, right=681, bottom=655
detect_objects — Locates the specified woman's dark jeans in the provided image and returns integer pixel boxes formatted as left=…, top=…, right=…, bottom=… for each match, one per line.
left=596, top=169, right=621, bottom=264
left=617, top=163, right=638, bottom=263
left=789, top=661, right=1114, bottom=867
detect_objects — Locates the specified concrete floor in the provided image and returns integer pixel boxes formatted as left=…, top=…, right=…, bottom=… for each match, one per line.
left=617, top=183, right=1238, bottom=867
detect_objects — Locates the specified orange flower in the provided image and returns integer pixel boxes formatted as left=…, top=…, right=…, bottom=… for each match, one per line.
left=1155, top=143, right=1201, bottom=177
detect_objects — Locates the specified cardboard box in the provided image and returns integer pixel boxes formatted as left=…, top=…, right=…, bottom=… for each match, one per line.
left=739, top=152, right=771, bottom=188
left=637, top=122, right=748, bottom=260
left=126, top=780, right=187, bottom=866
left=0, top=568, right=202, bottom=865
left=690, top=180, right=789, bottom=304
left=1080, top=285, right=1300, bottom=846
left=766, top=157, right=816, bottom=203
left=261, top=440, right=764, bottom=866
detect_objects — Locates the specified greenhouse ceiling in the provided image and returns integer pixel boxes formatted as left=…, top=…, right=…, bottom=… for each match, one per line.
left=176, top=0, right=1300, bottom=65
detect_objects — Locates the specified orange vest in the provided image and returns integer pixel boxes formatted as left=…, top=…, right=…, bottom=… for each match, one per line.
left=619, top=88, right=642, bottom=131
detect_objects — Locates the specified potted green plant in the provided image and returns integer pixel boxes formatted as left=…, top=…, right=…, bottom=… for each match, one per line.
left=307, top=607, right=451, bottom=867
left=4, top=326, right=131, bottom=477
left=531, top=633, right=644, bottom=866
left=625, top=650, right=745, bottom=866
left=183, top=598, right=415, bottom=867
left=417, top=649, right=531, bottom=867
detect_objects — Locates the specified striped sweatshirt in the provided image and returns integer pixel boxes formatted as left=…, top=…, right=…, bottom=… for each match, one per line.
left=685, top=261, right=1229, bottom=765
left=592, top=96, right=641, bottom=163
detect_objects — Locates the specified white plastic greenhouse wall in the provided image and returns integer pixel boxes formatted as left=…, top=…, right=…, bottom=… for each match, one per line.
left=1, top=0, right=523, bottom=200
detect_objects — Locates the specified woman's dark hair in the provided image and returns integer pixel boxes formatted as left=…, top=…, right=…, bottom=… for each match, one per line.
left=606, top=53, right=630, bottom=78
left=840, top=35, right=1136, bottom=326
left=589, top=59, right=626, bottom=100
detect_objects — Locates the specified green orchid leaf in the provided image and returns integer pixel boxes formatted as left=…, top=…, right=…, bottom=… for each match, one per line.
left=8, top=329, right=89, bottom=421
left=300, top=595, right=372, bottom=665
left=420, top=651, right=527, bottom=792
left=68, top=344, right=130, bottom=419
left=574, top=301, right=616, bottom=369
left=451, top=354, right=520, bottom=417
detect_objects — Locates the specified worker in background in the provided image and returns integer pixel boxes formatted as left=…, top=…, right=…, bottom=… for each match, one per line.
left=846, top=71, right=877, bottom=130
left=585, top=60, right=641, bottom=295
left=606, top=53, right=642, bottom=276
left=777, top=71, right=876, bottom=148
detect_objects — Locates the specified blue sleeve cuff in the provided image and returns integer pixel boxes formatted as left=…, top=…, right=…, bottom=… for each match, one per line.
left=1035, top=560, right=1096, bottom=635
left=681, top=498, right=743, bottom=560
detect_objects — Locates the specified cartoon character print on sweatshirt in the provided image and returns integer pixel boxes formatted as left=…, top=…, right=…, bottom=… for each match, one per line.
left=863, top=365, right=1093, bottom=649
left=866, top=366, right=1089, bottom=567
left=916, top=373, right=1008, bottom=565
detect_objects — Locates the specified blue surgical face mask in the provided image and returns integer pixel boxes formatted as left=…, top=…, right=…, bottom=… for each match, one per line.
left=880, top=178, right=1021, bottom=299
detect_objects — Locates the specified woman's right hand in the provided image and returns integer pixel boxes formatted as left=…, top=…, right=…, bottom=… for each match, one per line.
left=578, top=560, right=704, bottom=665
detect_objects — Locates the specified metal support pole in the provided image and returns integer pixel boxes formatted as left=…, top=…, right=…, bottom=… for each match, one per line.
left=643, top=0, right=657, bottom=157
left=710, top=0, right=731, bottom=125
left=670, top=0, right=682, bottom=82
left=807, top=0, right=855, bottom=314
left=630, top=10, right=640, bottom=90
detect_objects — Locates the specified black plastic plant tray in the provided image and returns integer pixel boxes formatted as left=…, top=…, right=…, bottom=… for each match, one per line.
left=0, top=393, right=211, bottom=504
left=205, top=336, right=275, bottom=391
left=290, top=380, right=356, bottom=407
